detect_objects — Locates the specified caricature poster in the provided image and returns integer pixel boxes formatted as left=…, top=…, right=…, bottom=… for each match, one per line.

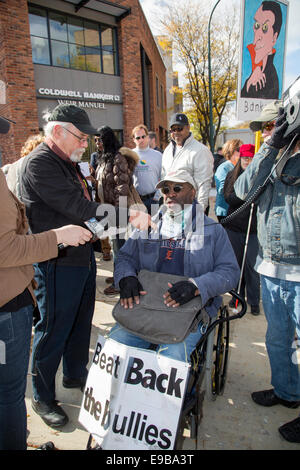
left=237, top=0, right=288, bottom=121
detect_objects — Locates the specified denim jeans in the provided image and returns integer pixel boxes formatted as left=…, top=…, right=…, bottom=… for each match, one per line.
left=31, top=256, right=96, bottom=403
left=261, top=274, right=300, bottom=401
left=0, top=305, right=33, bottom=450
left=107, top=321, right=205, bottom=363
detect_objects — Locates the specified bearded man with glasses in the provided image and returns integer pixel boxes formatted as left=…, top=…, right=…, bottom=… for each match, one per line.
left=161, top=113, right=213, bottom=215
left=19, top=104, right=152, bottom=429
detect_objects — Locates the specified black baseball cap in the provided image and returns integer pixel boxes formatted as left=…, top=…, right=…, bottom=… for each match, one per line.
left=169, top=113, right=189, bottom=128
left=0, top=115, right=11, bottom=134
left=47, top=104, right=98, bottom=135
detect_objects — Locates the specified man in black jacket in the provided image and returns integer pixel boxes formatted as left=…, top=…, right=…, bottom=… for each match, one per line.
left=20, top=104, right=101, bottom=428
left=21, top=104, right=152, bottom=429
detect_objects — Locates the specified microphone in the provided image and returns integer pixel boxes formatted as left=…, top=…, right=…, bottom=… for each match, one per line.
left=58, top=217, right=105, bottom=251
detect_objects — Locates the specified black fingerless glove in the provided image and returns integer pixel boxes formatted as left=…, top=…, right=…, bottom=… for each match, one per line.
left=119, top=276, right=144, bottom=299
left=168, top=281, right=198, bottom=306
left=268, top=107, right=290, bottom=149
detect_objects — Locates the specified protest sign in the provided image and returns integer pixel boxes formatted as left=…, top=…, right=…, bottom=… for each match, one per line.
left=79, top=335, right=190, bottom=450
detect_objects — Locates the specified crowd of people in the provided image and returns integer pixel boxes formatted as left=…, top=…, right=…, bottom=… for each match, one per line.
left=0, top=101, right=299, bottom=450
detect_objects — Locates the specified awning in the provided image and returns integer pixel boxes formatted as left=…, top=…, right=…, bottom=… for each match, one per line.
left=65, top=0, right=131, bottom=20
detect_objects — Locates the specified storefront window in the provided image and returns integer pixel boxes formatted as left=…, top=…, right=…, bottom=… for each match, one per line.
left=49, top=12, right=68, bottom=42
left=31, top=37, right=50, bottom=65
left=51, top=40, right=69, bottom=68
left=68, top=17, right=84, bottom=46
left=28, top=4, right=119, bottom=75
left=29, top=7, right=48, bottom=38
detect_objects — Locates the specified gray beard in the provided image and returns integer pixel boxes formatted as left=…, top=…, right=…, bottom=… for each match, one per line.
left=70, top=148, right=85, bottom=162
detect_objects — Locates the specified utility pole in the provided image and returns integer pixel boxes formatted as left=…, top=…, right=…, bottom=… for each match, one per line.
left=208, top=0, right=221, bottom=153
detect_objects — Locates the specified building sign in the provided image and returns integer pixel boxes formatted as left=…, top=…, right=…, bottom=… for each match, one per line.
left=79, top=335, right=189, bottom=450
left=237, top=0, right=289, bottom=121
left=37, top=88, right=121, bottom=103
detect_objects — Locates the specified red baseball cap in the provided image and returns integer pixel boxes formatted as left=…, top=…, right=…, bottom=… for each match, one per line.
left=240, top=144, right=255, bottom=158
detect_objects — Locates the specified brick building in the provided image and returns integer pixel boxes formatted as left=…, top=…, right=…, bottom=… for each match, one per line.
left=0, top=0, right=168, bottom=165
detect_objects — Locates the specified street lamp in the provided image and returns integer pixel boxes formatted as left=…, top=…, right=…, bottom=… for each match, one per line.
left=208, top=0, right=221, bottom=153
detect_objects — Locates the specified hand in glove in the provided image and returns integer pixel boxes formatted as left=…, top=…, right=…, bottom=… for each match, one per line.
left=119, top=276, right=147, bottom=309
left=163, top=281, right=199, bottom=307
left=268, top=107, right=290, bottom=149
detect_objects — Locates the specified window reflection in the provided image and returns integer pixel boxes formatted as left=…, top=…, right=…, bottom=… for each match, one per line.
left=28, top=5, right=118, bottom=75
left=68, top=17, right=84, bottom=45
left=69, top=43, right=86, bottom=70
left=51, top=40, right=69, bottom=68
left=84, top=22, right=100, bottom=48
left=29, top=8, right=48, bottom=37
left=31, top=37, right=50, bottom=64
left=49, top=12, right=67, bottom=42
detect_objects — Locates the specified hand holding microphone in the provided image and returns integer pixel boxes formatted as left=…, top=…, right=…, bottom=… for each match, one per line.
left=54, top=225, right=92, bottom=249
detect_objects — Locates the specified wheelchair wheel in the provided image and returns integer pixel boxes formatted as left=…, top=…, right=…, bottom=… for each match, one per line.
left=205, top=306, right=230, bottom=400
left=214, top=306, right=230, bottom=395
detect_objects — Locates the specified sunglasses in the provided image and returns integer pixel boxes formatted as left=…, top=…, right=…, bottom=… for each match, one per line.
left=161, top=184, right=184, bottom=195
left=262, top=122, right=275, bottom=132
left=170, top=127, right=183, bottom=133
left=95, top=137, right=102, bottom=142
left=134, top=135, right=147, bottom=140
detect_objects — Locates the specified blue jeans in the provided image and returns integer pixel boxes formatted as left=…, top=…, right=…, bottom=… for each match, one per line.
left=0, top=305, right=33, bottom=450
left=107, top=321, right=204, bottom=363
left=261, top=274, right=300, bottom=401
left=31, top=256, right=96, bottom=403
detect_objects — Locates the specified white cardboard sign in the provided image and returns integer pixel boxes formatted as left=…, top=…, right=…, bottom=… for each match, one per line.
left=79, top=335, right=190, bottom=450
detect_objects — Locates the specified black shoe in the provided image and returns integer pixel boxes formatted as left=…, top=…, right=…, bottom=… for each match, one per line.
left=279, top=417, right=300, bottom=443
left=36, top=441, right=56, bottom=450
left=251, top=389, right=300, bottom=409
left=62, top=376, right=86, bottom=391
left=31, top=399, right=68, bottom=428
left=251, top=304, right=260, bottom=315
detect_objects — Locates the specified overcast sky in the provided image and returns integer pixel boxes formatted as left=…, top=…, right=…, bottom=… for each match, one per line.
left=139, top=0, right=300, bottom=90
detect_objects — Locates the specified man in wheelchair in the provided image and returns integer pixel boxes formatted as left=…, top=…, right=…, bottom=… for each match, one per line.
left=108, top=170, right=240, bottom=363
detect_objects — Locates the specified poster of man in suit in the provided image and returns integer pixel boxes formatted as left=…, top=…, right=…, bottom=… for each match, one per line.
left=237, top=0, right=288, bottom=121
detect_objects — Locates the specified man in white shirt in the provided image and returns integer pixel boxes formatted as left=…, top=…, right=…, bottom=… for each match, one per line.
left=162, top=113, right=213, bottom=213
left=132, top=124, right=162, bottom=215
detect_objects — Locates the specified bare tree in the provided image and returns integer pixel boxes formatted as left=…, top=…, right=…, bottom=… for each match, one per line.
left=161, top=0, right=239, bottom=150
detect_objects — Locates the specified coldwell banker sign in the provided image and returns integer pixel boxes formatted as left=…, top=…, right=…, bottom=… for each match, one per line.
left=37, top=88, right=122, bottom=110
left=79, top=336, right=189, bottom=450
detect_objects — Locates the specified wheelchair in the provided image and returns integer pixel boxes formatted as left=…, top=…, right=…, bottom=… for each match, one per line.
left=86, top=289, right=247, bottom=451
left=174, top=290, right=247, bottom=449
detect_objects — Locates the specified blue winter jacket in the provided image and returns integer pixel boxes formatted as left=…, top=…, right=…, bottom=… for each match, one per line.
left=114, top=202, right=240, bottom=318
left=234, top=142, right=300, bottom=265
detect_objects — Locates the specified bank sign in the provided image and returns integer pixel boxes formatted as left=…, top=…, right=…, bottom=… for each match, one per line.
left=237, top=0, right=289, bottom=121
left=37, top=87, right=121, bottom=109
left=79, top=335, right=189, bottom=450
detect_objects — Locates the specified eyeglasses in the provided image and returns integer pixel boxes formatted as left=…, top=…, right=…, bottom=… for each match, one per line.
left=134, top=135, right=147, bottom=140
left=161, top=184, right=184, bottom=195
left=95, top=137, right=102, bottom=142
left=170, top=127, right=183, bottom=133
left=262, top=122, right=275, bottom=132
left=64, top=127, right=89, bottom=144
